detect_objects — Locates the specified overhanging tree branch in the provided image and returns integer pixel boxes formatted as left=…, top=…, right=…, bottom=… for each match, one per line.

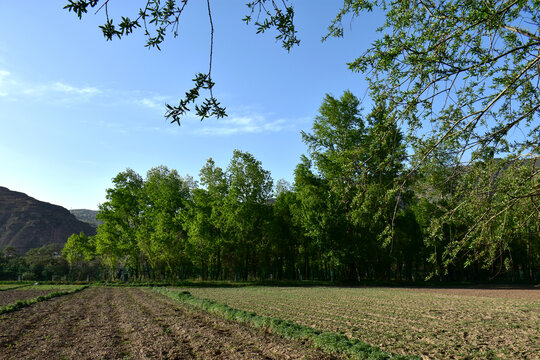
left=64, top=0, right=298, bottom=123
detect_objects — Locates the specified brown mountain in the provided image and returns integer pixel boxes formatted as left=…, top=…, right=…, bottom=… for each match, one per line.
left=0, top=187, right=96, bottom=254
left=70, top=209, right=102, bottom=227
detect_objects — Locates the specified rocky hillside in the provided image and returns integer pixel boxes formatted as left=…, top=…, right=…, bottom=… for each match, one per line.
left=0, top=187, right=96, bottom=254
left=70, top=209, right=102, bottom=227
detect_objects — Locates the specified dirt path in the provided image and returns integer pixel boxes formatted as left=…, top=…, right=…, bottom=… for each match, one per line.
left=0, top=287, right=340, bottom=360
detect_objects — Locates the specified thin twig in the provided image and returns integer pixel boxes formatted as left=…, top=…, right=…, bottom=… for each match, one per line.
left=207, top=0, right=214, bottom=98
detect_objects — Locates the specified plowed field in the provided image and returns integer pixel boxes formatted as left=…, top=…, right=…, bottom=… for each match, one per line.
left=0, top=289, right=55, bottom=307
left=0, top=287, right=340, bottom=360
left=184, top=286, right=540, bottom=359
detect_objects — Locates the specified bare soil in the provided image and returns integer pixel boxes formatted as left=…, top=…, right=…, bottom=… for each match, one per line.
left=0, top=287, right=341, bottom=360
left=0, top=289, right=55, bottom=307
left=187, top=286, right=540, bottom=359
left=402, top=287, right=540, bottom=300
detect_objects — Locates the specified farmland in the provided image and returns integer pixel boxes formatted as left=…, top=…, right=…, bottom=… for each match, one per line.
left=0, top=286, right=341, bottom=360
left=177, top=286, right=540, bottom=359
left=0, top=285, right=26, bottom=290
left=0, top=284, right=86, bottom=307
left=0, top=285, right=538, bottom=359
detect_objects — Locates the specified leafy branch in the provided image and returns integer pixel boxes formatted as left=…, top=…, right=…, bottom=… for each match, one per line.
left=243, top=0, right=299, bottom=51
left=64, top=0, right=298, bottom=123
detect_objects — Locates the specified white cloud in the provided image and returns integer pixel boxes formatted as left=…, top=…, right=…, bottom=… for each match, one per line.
left=0, top=69, right=295, bottom=138
left=0, top=70, right=102, bottom=104
left=226, top=116, right=254, bottom=126
left=20, top=82, right=101, bottom=101
left=192, top=113, right=293, bottom=136
left=52, top=82, right=101, bottom=95
left=0, top=69, right=13, bottom=96
left=134, top=96, right=170, bottom=111
left=0, top=69, right=169, bottom=110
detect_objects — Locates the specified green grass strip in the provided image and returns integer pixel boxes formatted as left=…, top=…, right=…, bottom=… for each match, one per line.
left=0, top=285, right=89, bottom=315
left=0, top=284, right=32, bottom=292
left=155, top=288, right=419, bottom=360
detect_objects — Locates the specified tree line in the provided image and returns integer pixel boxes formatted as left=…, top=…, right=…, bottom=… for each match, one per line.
left=1, top=91, right=538, bottom=282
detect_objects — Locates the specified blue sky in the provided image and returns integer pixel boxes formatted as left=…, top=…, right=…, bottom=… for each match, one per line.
left=0, top=1, right=383, bottom=210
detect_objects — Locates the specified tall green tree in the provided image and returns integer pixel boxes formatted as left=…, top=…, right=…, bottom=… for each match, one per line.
left=300, top=91, right=366, bottom=279
left=182, top=188, right=216, bottom=279
left=137, top=165, right=192, bottom=280
left=351, top=104, right=408, bottom=276
left=293, top=156, right=338, bottom=280
left=95, top=168, right=143, bottom=278
left=63, top=232, right=96, bottom=280
left=270, top=187, right=302, bottom=279
left=63, top=232, right=95, bottom=265
left=300, top=92, right=409, bottom=280
left=197, top=158, right=230, bottom=278
left=224, top=150, right=273, bottom=280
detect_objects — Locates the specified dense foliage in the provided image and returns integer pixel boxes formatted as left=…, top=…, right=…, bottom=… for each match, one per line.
left=1, top=91, right=537, bottom=282
left=328, top=0, right=540, bottom=274
left=0, top=244, right=68, bottom=281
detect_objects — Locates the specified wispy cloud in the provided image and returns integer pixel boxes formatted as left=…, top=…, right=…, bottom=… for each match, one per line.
left=0, top=69, right=102, bottom=103
left=0, top=68, right=299, bottom=137
left=18, top=82, right=102, bottom=104
left=0, top=68, right=174, bottom=113
left=51, top=82, right=101, bottom=95
left=0, top=70, right=13, bottom=97
left=191, top=113, right=293, bottom=136
left=133, top=95, right=170, bottom=112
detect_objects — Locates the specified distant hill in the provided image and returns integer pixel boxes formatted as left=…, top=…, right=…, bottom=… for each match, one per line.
left=70, top=209, right=102, bottom=227
left=0, top=187, right=96, bottom=254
